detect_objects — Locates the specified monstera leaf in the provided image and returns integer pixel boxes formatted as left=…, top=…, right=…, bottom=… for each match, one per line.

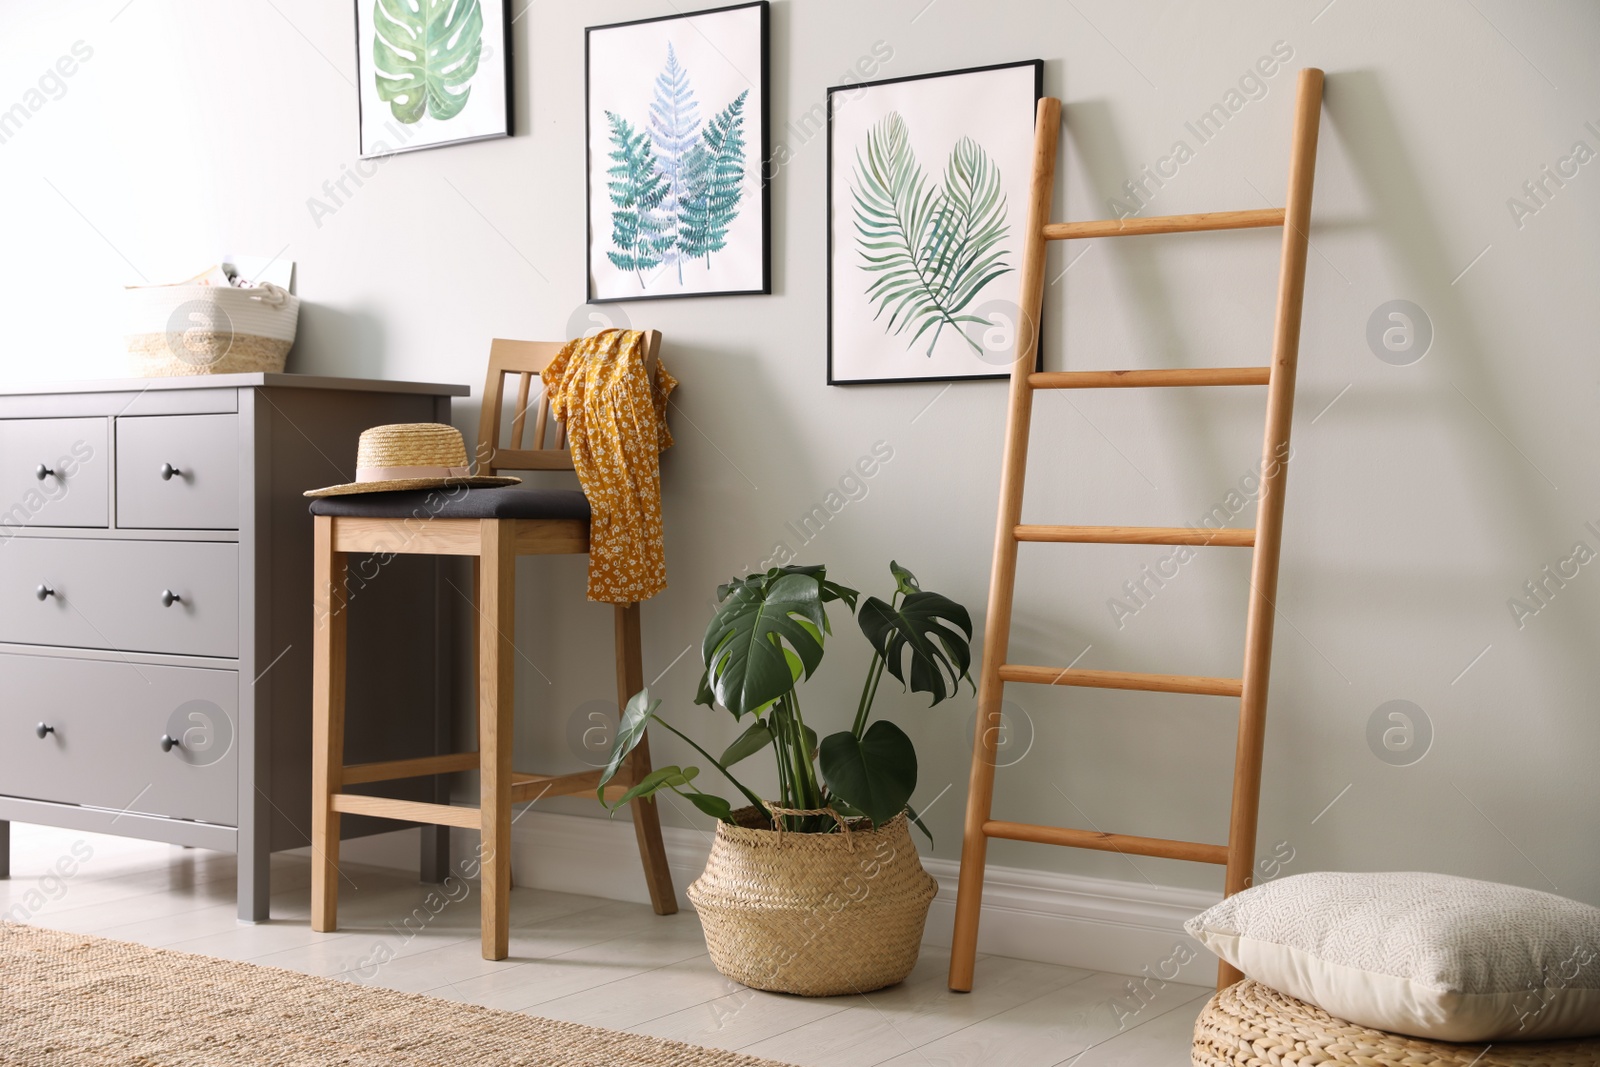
left=702, top=571, right=828, bottom=718
left=700, top=566, right=858, bottom=718
left=857, top=561, right=974, bottom=706
left=819, top=720, right=918, bottom=828
left=372, top=0, right=484, bottom=124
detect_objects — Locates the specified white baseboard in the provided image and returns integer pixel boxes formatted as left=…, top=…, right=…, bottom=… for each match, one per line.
left=918, top=857, right=1219, bottom=984
left=380, top=809, right=1221, bottom=983
left=285, top=827, right=424, bottom=872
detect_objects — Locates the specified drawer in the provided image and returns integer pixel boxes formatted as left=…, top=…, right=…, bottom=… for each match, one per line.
left=0, top=417, right=109, bottom=528
left=0, top=539, right=238, bottom=658
left=116, top=414, right=240, bottom=529
left=0, top=653, right=237, bottom=825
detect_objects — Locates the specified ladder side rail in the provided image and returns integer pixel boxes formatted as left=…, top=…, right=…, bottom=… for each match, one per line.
left=1219, top=68, right=1324, bottom=989
left=948, top=95, right=1061, bottom=994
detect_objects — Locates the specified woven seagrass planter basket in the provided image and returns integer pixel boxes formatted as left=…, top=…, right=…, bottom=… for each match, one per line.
left=687, top=807, right=938, bottom=997
left=1193, top=980, right=1600, bottom=1067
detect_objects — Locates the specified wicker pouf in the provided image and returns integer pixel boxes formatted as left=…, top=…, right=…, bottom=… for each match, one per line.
left=687, top=808, right=937, bottom=997
left=1194, top=980, right=1600, bottom=1066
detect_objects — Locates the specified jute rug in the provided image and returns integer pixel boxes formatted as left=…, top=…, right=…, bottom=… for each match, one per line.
left=0, top=923, right=796, bottom=1066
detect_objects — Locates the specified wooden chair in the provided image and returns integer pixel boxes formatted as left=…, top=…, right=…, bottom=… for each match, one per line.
left=309, top=332, right=677, bottom=961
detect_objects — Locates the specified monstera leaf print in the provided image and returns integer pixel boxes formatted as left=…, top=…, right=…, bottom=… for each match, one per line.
left=372, top=0, right=484, bottom=124
left=852, top=112, right=1014, bottom=355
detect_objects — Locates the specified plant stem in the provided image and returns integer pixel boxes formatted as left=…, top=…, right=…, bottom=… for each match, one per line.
left=791, top=690, right=819, bottom=805
left=851, top=590, right=901, bottom=738
left=788, top=689, right=831, bottom=832
left=852, top=655, right=886, bottom=740
left=769, top=707, right=793, bottom=815
left=649, top=714, right=765, bottom=814
left=780, top=697, right=813, bottom=830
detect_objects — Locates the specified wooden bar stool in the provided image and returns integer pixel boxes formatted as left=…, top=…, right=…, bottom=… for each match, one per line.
left=308, top=332, right=677, bottom=960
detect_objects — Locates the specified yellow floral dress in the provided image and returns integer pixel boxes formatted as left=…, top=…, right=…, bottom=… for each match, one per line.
left=542, top=329, right=676, bottom=603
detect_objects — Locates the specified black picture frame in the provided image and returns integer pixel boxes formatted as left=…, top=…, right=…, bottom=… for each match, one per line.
left=353, top=0, right=513, bottom=159
left=584, top=1, right=772, bottom=304
left=826, top=59, right=1045, bottom=386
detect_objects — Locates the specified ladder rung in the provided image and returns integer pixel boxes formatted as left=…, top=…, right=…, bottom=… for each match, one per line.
left=998, top=664, right=1243, bottom=698
left=1015, top=525, right=1254, bottom=547
left=1042, top=208, right=1285, bottom=241
left=984, top=820, right=1229, bottom=864
left=1029, top=367, right=1270, bottom=389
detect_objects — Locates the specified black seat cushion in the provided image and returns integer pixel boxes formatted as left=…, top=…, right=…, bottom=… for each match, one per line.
left=308, top=486, right=590, bottom=521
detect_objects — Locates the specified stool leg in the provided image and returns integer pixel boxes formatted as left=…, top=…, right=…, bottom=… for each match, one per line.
left=420, top=556, right=453, bottom=886
left=478, top=522, right=515, bottom=961
left=615, top=602, right=678, bottom=916
left=311, top=515, right=347, bottom=933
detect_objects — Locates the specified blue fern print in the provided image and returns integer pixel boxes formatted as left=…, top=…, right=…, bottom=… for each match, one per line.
left=605, top=111, right=673, bottom=287
left=648, top=43, right=702, bottom=283
left=677, top=90, right=747, bottom=269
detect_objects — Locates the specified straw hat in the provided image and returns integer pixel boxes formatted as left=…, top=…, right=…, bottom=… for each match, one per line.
left=303, top=423, right=521, bottom=497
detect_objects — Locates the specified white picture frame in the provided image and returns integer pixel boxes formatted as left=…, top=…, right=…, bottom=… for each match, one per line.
left=355, top=0, right=512, bottom=158
left=827, top=60, right=1043, bottom=385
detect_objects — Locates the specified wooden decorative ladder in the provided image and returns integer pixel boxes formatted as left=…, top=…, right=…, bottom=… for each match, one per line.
left=948, top=68, right=1324, bottom=993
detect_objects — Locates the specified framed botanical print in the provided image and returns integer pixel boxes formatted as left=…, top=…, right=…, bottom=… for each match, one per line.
left=827, top=60, right=1044, bottom=385
left=585, top=2, right=771, bottom=303
left=355, top=0, right=512, bottom=158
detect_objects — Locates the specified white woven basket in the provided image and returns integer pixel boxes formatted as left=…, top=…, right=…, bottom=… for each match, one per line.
left=125, top=283, right=300, bottom=376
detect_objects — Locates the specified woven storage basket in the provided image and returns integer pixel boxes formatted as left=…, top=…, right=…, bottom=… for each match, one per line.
left=125, top=283, right=299, bottom=376
left=1193, top=980, right=1600, bottom=1066
left=687, top=807, right=938, bottom=997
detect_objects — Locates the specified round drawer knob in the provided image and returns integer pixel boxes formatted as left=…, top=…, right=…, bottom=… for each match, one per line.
left=160, top=463, right=182, bottom=481
left=35, top=463, right=55, bottom=481
left=36, top=584, right=55, bottom=601
left=36, top=723, right=55, bottom=739
left=161, top=589, right=182, bottom=607
left=160, top=734, right=181, bottom=753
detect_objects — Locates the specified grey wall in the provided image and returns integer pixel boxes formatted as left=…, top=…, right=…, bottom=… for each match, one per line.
left=4, top=0, right=1597, bottom=904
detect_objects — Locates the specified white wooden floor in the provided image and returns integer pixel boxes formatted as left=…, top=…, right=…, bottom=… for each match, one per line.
left=2, top=823, right=1208, bottom=1066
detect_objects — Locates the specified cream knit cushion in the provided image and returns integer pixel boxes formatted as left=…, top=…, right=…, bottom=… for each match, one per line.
left=1185, top=872, right=1600, bottom=1042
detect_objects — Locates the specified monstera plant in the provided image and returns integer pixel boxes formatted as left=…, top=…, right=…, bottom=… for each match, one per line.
left=597, top=562, right=973, bottom=836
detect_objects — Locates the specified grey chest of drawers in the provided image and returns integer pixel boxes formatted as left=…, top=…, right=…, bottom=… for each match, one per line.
left=0, top=373, right=469, bottom=921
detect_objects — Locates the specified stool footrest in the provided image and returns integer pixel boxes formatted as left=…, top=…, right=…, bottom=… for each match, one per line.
left=511, top=769, right=611, bottom=802
left=341, top=752, right=481, bottom=785
left=330, top=794, right=481, bottom=829
left=330, top=768, right=630, bottom=824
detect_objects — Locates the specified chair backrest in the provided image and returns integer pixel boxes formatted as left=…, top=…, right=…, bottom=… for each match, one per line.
left=477, top=330, right=661, bottom=475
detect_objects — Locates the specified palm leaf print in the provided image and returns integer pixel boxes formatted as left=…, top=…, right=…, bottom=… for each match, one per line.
left=851, top=113, right=1014, bottom=355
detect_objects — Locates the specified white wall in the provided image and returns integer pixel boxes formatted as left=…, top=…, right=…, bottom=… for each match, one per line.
left=4, top=1, right=1598, bottom=918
